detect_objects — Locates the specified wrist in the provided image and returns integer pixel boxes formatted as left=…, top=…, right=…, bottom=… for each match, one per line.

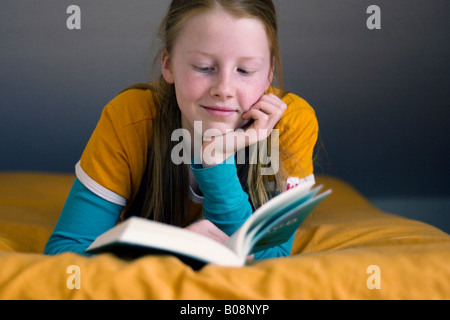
left=201, top=130, right=249, bottom=168
left=201, top=137, right=233, bottom=168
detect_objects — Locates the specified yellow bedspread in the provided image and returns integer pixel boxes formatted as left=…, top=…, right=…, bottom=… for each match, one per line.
left=1, top=172, right=449, bottom=300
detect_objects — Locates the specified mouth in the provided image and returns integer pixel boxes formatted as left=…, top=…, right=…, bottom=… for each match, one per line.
left=201, top=105, right=238, bottom=118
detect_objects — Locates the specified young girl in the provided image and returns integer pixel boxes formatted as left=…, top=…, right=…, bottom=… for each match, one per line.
left=44, top=0, right=319, bottom=261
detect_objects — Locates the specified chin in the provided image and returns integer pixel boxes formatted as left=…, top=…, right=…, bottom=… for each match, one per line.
left=208, top=120, right=248, bottom=135
left=202, top=124, right=232, bottom=137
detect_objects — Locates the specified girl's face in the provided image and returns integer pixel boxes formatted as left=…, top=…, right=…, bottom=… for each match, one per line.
left=162, top=8, right=273, bottom=136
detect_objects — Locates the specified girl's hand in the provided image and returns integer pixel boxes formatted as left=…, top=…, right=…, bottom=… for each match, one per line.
left=185, top=219, right=229, bottom=244
left=186, top=220, right=255, bottom=261
left=240, top=93, right=287, bottom=145
left=202, top=93, right=287, bottom=167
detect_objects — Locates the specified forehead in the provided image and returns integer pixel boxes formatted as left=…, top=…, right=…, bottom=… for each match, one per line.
left=174, top=8, right=271, bottom=60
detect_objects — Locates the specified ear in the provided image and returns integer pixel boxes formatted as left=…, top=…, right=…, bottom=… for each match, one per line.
left=161, top=50, right=174, bottom=84
left=266, top=65, right=274, bottom=91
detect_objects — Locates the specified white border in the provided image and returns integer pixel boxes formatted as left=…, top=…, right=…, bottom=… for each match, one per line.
left=75, top=161, right=127, bottom=207
left=189, top=186, right=204, bottom=204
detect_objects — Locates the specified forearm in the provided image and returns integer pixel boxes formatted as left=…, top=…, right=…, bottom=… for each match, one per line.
left=44, top=178, right=123, bottom=255
left=191, top=155, right=253, bottom=236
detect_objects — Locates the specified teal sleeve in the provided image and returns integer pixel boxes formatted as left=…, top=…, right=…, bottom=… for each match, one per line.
left=191, top=156, right=293, bottom=260
left=191, top=156, right=252, bottom=236
left=44, top=178, right=124, bottom=255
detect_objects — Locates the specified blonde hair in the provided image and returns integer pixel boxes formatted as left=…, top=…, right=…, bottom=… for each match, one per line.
left=127, top=0, right=287, bottom=227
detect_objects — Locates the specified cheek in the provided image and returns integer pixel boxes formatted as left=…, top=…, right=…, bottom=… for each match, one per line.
left=238, top=69, right=272, bottom=111
left=239, top=84, right=268, bottom=112
left=175, top=72, right=208, bottom=103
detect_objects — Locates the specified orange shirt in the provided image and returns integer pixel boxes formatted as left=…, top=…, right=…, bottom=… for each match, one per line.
left=77, top=87, right=319, bottom=218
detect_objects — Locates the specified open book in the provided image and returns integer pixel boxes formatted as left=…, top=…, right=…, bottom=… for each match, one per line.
left=86, top=182, right=331, bottom=268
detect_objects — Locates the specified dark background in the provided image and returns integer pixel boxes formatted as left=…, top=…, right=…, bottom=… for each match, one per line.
left=1, top=1, right=449, bottom=232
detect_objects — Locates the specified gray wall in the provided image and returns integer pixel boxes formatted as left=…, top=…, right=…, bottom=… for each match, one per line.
left=1, top=1, right=449, bottom=202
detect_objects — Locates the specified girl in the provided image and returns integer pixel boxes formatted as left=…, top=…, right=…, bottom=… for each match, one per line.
left=44, top=0, right=319, bottom=261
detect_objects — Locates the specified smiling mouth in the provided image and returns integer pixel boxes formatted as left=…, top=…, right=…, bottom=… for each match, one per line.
left=202, top=106, right=237, bottom=118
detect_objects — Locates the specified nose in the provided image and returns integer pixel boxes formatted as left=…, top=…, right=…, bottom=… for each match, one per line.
left=210, top=70, right=235, bottom=100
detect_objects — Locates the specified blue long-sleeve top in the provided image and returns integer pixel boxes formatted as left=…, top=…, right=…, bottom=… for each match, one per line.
left=44, top=156, right=294, bottom=260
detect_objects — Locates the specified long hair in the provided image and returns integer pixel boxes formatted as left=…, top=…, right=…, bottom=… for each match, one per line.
left=126, top=0, right=287, bottom=227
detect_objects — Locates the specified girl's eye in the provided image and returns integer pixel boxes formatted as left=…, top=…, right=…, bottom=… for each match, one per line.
left=194, top=66, right=213, bottom=73
left=237, top=68, right=250, bottom=75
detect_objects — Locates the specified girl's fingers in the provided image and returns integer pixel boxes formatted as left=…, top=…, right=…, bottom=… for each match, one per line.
left=242, top=108, right=270, bottom=123
left=239, top=109, right=271, bottom=145
left=185, top=219, right=229, bottom=244
left=244, top=94, right=286, bottom=119
left=242, top=94, right=287, bottom=132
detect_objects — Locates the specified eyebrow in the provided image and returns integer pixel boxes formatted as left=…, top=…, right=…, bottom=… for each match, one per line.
left=187, top=50, right=265, bottom=63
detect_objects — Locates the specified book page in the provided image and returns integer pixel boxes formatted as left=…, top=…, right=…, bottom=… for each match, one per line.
left=87, top=217, right=244, bottom=267
left=225, top=181, right=316, bottom=258
left=246, top=189, right=331, bottom=254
